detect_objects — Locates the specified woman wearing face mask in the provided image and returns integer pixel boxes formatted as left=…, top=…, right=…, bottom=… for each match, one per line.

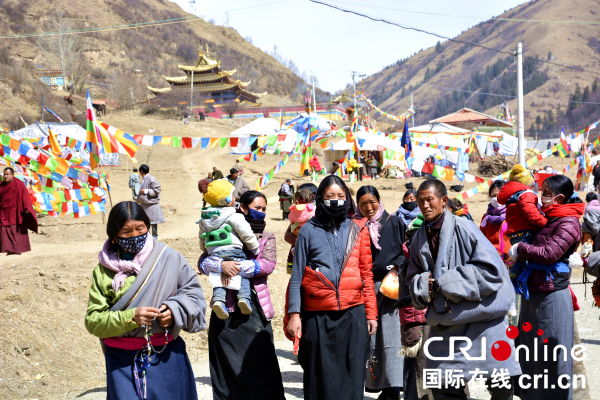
left=480, top=180, right=511, bottom=260
left=357, top=186, right=410, bottom=400
left=200, top=191, right=285, bottom=400
left=396, top=189, right=420, bottom=227
left=509, top=175, right=584, bottom=400
left=284, top=175, right=378, bottom=400
left=85, top=201, right=207, bottom=400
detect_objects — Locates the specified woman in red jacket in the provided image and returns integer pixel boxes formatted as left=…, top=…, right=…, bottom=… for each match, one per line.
left=286, top=175, right=378, bottom=400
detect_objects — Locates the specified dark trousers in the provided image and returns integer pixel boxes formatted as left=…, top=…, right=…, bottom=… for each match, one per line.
left=151, top=224, right=158, bottom=239
left=431, top=379, right=512, bottom=400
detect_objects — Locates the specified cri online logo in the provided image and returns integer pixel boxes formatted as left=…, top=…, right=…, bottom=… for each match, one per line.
left=424, top=322, right=586, bottom=362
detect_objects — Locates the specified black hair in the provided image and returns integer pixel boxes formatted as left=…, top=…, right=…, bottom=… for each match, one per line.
left=403, top=189, right=418, bottom=201
left=315, top=175, right=356, bottom=232
left=139, top=164, right=149, bottom=174
left=3, top=167, right=14, bottom=174
left=106, top=201, right=150, bottom=243
left=489, top=180, right=505, bottom=197
left=295, top=188, right=314, bottom=204
left=544, top=175, right=583, bottom=204
left=417, top=178, right=447, bottom=199
left=285, top=179, right=292, bottom=183
left=230, top=168, right=238, bottom=174
left=239, top=190, right=267, bottom=207
left=132, top=168, right=138, bottom=172
left=447, top=198, right=463, bottom=212
left=356, top=185, right=380, bottom=203
left=586, top=192, right=598, bottom=203
left=298, top=183, right=318, bottom=198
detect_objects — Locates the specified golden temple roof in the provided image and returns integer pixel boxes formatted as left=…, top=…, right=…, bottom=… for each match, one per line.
left=147, top=86, right=172, bottom=93
left=164, top=70, right=236, bottom=84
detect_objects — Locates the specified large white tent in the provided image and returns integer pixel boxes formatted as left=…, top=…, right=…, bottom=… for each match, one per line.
left=411, top=133, right=469, bottom=167
left=410, top=122, right=470, bottom=134
left=10, top=122, right=119, bottom=166
left=230, top=118, right=283, bottom=154
left=230, top=117, right=281, bottom=137
left=475, top=131, right=517, bottom=156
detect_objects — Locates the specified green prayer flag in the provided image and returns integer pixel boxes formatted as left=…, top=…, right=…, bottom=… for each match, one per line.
left=384, top=149, right=395, bottom=160
left=432, top=165, right=444, bottom=178
left=29, top=160, right=40, bottom=172
left=220, top=138, right=229, bottom=148
left=267, top=136, right=277, bottom=146
left=171, top=137, right=182, bottom=147
left=46, top=158, right=59, bottom=172
left=0, top=133, right=10, bottom=146
left=58, top=191, right=66, bottom=203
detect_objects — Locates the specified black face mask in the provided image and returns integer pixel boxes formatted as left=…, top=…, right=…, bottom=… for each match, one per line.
left=402, top=201, right=418, bottom=212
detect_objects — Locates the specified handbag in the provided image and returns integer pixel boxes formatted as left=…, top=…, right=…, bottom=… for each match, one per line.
left=379, top=267, right=399, bottom=300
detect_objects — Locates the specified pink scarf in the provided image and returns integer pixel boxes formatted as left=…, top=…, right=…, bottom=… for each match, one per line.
left=366, top=202, right=385, bottom=250
left=98, top=233, right=154, bottom=292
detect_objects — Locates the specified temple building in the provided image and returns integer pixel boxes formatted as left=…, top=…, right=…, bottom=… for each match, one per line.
left=147, top=46, right=266, bottom=105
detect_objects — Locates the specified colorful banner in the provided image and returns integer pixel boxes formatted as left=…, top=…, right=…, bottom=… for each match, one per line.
left=357, top=94, right=415, bottom=122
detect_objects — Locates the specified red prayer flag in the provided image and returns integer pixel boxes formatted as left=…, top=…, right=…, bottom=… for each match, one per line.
left=475, top=177, right=485, bottom=183
left=243, top=153, right=252, bottom=161
left=37, top=152, right=49, bottom=165
left=133, top=135, right=143, bottom=144
left=422, top=162, right=434, bottom=174
left=88, top=176, right=99, bottom=187
left=182, top=137, right=192, bottom=149
left=230, top=138, right=239, bottom=148
left=277, top=135, right=287, bottom=142
left=18, top=155, right=29, bottom=166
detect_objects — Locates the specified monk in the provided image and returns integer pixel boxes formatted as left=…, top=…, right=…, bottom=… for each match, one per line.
left=0, top=167, right=38, bottom=255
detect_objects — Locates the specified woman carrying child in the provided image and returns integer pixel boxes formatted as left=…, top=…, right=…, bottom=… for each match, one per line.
left=200, top=190, right=285, bottom=400
left=285, top=188, right=316, bottom=274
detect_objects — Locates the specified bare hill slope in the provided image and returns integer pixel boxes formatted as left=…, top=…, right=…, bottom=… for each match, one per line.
left=361, top=0, right=600, bottom=135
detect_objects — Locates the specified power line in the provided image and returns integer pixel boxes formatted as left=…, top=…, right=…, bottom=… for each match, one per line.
left=0, top=0, right=292, bottom=40
left=307, top=0, right=600, bottom=77
left=326, top=0, right=600, bottom=25
left=391, top=79, right=600, bottom=106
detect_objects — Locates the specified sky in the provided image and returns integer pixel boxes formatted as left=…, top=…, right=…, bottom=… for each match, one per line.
left=168, top=0, right=528, bottom=93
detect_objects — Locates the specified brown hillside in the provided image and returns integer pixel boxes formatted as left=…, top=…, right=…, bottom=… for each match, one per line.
left=362, top=0, right=600, bottom=135
left=0, top=0, right=311, bottom=129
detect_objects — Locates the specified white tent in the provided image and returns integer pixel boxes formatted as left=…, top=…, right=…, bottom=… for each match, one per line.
left=10, top=122, right=119, bottom=166
left=411, top=133, right=469, bottom=166
left=230, top=118, right=283, bottom=154
left=230, top=117, right=282, bottom=137
left=410, top=122, right=470, bottom=134
left=475, top=131, right=517, bottom=156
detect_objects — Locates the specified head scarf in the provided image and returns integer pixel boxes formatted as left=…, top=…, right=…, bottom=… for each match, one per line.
left=98, top=233, right=154, bottom=292
left=396, top=203, right=420, bottom=226
left=480, top=203, right=506, bottom=228
left=364, top=202, right=385, bottom=250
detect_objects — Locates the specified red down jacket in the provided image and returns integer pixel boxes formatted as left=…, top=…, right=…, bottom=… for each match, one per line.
left=283, top=217, right=377, bottom=340
left=497, top=181, right=547, bottom=235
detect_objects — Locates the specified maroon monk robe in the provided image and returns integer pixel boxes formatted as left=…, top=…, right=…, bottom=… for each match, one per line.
left=0, top=178, right=38, bottom=254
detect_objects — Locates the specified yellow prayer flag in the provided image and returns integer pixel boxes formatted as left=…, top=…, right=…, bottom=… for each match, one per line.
left=257, top=137, right=268, bottom=147
left=160, top=137, right=172, bottom=145
left=210, top=138, right=219, bottom=148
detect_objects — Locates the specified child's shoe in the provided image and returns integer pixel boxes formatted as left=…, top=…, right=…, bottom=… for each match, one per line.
left=238, top=298, right=252, bottom=315
left=212, top=301, right=229, bottom=319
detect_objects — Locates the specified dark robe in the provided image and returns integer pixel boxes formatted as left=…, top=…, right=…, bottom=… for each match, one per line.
left=0, top=178, right=37, bottom=254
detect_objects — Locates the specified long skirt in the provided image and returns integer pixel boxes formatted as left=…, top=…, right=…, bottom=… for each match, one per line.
left=208, top=294, right=285, bottom=400
left=105, top=336, right=197, bottom=400
left=365, top=281, right=404, bottom=391
left=0, top=224, right=31, bottom=254
left=514, top=288, right=574, bottom=400
left=299, top=304, right=369, bottom=400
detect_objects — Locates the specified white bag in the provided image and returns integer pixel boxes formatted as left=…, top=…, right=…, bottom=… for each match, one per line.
left=208, top=272, right=241, bottom=290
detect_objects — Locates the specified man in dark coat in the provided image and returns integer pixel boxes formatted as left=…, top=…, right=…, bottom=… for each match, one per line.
left=0, top=167, right=37, bottom=255
left=212, top=167, right=224, bottom=180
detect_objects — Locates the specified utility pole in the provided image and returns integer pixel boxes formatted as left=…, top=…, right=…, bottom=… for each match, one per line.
left=310, top=70, right=317, bottom=114
left=517, top=42, right=525, bottom=166
left=351, top=71, right=357, bottom=113
left=191, top=71, right=194, bottom=115
left=41, top=94, right=44, bottom=123
left=411, top=92, right=415, bottom=128
left=129, top=87, right=134, bottom=110
left=360, top=74, right=367, bottom=122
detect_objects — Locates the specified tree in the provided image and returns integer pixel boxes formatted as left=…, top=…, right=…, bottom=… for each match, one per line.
left=583, top=86, right=591, bottom=102
left=529, top=122, right=537, bottom=138
left=435, top=41, right=443, bottom=54
left=38, top=9, right=81, bottom=92
left=223, top=101, right=239, bottom=119
left=593, top=78, right=599, bottom=93
left=535, top=115, right=542, bottom=132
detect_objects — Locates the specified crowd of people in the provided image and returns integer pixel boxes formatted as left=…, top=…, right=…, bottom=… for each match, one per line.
left=78, top=160, right=598, bottom=400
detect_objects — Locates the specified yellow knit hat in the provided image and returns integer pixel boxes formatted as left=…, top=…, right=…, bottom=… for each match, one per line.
left=203, top=179, right=234, bottom=207
left=509, top=164, right=534, bottom=187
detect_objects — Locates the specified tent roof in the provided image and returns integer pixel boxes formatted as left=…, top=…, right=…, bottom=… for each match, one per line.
left=409, top=122, right=470, bottom=134
left=10, top=122, right=87, bottom=141
left=230, top=118, right=281, bottom=137
left=429, top=108, right=514, bottom=127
